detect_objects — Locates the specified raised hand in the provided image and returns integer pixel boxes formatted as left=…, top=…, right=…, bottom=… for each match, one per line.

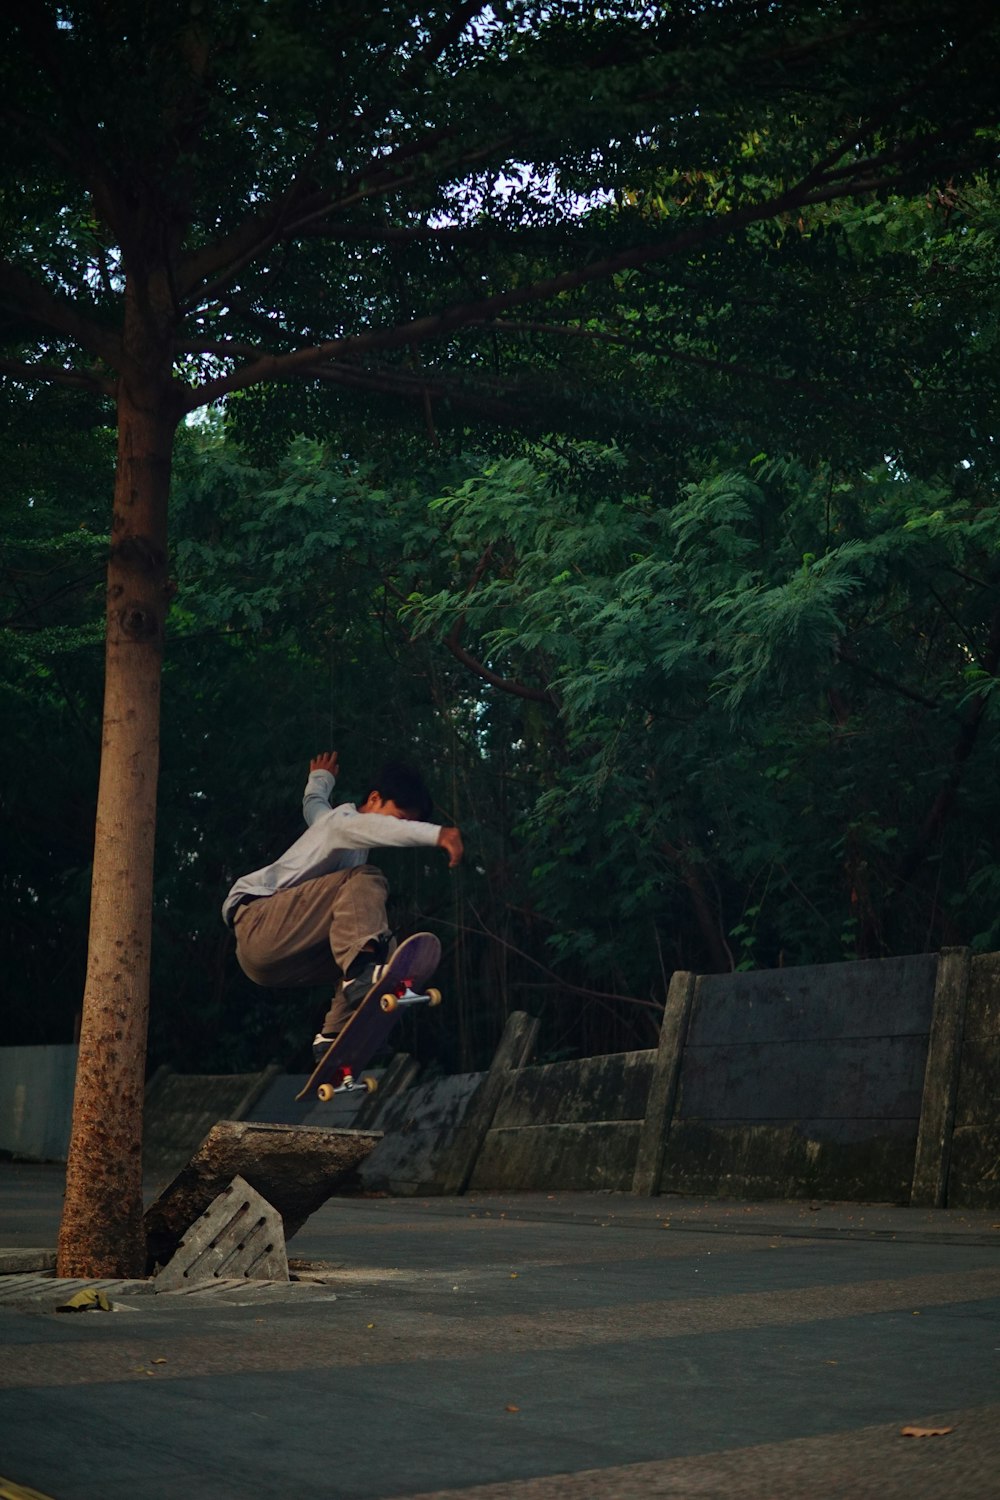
left=309, top=750, right=340, bottom=777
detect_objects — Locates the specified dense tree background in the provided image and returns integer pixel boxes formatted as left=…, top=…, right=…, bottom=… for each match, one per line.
left=2, top=2, right=999, bottom=1082
left=5, top=174, right=999, bottom=1076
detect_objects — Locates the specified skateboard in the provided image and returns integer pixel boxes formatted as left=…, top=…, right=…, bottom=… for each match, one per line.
left=296, top=931, right=442, bottom=1103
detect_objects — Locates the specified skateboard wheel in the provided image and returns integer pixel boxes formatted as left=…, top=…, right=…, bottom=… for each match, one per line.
left=362, top=1074, right=379, bottom=1094
left=317, top=1083, right=335, bottom=1103
left=380, top=993, right=399, bottom=1013
left=427, top=987, right=442, bottom=1007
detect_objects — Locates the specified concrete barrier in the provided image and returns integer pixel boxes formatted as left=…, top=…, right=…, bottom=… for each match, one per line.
left=942, top=951, right=1000, bottom=1208
left=358, top=1072, right=486, bottom=1195
left=0, top=1045, right=77, bottom=1161
left=460, top=948, right=1000, bottom=1209
left=660, top=952, right=938, bottom=1203
left=469, top=1050, right=652, bottom=1192
left=16, top=945, right=994, bottom=1208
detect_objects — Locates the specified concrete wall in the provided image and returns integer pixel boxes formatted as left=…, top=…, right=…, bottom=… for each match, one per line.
left=470, top=1051, right=654, bottom=1192
left=358, top=1073, right=486, bottom=1195
left=465, top=949, right=999, bottom=1208
left=12, top=947, right=996, bottom=1207
left=0, top=1045, right=78, bottom=1161
left=661, top=954, right=937, bottom=1202
left=947, top=953, right=1000, bottom=1208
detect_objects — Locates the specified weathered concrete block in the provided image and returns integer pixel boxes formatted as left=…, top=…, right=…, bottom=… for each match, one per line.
left=633, top=969, right=697, bottom=1196
left=491, top=1051, right=653, bottom=1129
left=661, top=1118, right=918, bottom=1203
left=155, top=1175, right=288, bottom=1291
left=439, top=1012, right=538, bottom=1196
left=471, top=1121, right=643, bottom=1192
left=690, top=954, right=938, bottom=1045
left=659, top=953, right=941, bottom=1205
left=679, top=1035, right=929, bottom=1121
left=0, top=1044, right=78, bottom=1162
left=946, top=1124, right=1000, bottom=1208
left=940, top=952, right=1000, bottom=1208
left=911, top=948, right=971, bottom=1208
left=144, top=1121, right=381, bottom=1269
left=0, top=1248, right=57, bottom=1274
left=467, top=1048, right=653, bottom=1193
left=359, top=1072, right=485, bottom=1195
left=966, top=953, right=1000, bottom=1039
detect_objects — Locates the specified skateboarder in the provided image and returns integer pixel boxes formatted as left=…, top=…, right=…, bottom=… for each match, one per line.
left=222, top=751, right=463, bottom=1059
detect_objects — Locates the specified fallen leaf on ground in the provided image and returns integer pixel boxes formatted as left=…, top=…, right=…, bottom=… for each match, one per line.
left=900, top=1426, right=955, bottom=1438
left=56, top=1289, right=112, bottom=1313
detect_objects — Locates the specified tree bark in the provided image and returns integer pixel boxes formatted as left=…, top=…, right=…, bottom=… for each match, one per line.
left=57, top=356, right=178, bottom=1278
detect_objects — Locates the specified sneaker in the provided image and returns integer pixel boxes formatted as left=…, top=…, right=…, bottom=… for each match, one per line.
left=341, top=935, right=393, bottom=1012
left=312, top=1031, right=338, bottom=1063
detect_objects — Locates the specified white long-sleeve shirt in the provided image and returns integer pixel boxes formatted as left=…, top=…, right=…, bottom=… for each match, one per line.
left=221, top=769, right=441, bottom=926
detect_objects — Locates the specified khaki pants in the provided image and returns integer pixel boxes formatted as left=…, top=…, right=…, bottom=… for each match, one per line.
left=233, top=865, right=391, bottom=1034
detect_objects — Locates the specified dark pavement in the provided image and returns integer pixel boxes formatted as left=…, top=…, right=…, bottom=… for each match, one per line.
left=0, top=1161, right=998, bottom=1499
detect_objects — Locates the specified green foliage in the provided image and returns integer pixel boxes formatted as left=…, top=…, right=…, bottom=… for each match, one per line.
left=3, top=2, right=1000, bottom=1070
left=5, top=2, right=999, bottom=451
left=0, top=390, right=113, bottom=1043
left=402, top=441, right=1000, bottom=982
left=5, top=392, right=1000, bottom=1064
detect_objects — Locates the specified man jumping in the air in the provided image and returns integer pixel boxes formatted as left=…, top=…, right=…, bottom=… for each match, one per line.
left=222, top=751, right=463, bottom=1059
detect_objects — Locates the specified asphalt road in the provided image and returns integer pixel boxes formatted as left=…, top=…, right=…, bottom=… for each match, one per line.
left=1, top=1163, right=998, bottom=1499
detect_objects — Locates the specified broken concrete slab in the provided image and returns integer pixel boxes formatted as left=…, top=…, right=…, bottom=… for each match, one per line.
left=155, top=1175, right=287, bottom=1291
left=143, top=1120, right=381, bottom=1270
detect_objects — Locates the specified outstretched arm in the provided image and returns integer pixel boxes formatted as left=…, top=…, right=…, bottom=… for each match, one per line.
left=303, top=749, right=340, bottom=825
left=437, top=825, right=464, bottom=868
left=310, top=750, right=340, bottom=777
left=305, top=750, right=464, bottom=865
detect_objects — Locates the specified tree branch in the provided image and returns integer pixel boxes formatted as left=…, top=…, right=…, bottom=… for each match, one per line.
left=176, top=126, right=513, bottom=310
left=179, top=146, right=962, bottom=412
left=441, top=623, right=558, bottom=704
left=307, top=358, right=531, bottom=424
left=0, top=260, right=122, bottom=367
left=419, top=2, right=489, bottom=65
left=835, top=642, right=943, bottom=712
left=492, top=318, right=855, bottom=409
left=0, top=356, right=115, bottom=397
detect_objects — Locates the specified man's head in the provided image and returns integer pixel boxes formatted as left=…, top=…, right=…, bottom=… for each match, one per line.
left=359, top=761, right=433, bottom=822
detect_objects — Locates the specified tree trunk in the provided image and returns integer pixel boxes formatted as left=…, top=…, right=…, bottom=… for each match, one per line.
left=57, top=368, right=177, bottom=1278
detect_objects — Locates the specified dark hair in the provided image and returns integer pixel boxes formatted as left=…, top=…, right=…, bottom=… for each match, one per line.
left=370, top=762, right=433, bottom=821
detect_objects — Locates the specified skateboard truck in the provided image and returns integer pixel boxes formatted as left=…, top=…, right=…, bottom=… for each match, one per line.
left=316, top=1066, right=379, bottom=1104
left=379, top=977, right=442, bottom=1014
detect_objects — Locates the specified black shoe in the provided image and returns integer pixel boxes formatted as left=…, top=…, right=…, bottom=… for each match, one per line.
left=341, top=935, right=393, bottom=1012
left=311, top=1031, right=339, bottom=1064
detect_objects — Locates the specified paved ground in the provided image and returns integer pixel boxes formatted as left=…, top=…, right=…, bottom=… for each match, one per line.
left=0, top=1162, right=998, bottom=1499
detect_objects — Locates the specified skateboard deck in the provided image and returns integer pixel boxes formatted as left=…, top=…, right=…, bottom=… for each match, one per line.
left=296, top=931, right=442, bottom=1102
